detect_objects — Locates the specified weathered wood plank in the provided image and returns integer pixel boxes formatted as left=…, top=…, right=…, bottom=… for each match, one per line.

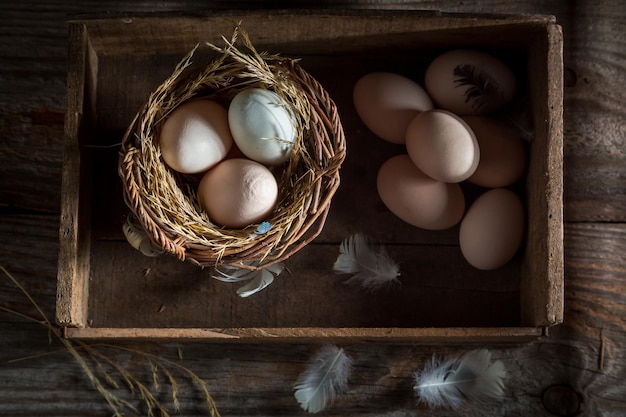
left=86, top=240, right=522, bottom=329
left=1, top=215, right=626, bottom=416
left=1, top=1, right=625, bottom=416
left=563, top=223, right=626, bottom=335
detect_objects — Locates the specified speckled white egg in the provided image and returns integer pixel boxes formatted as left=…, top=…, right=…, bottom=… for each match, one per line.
left=159, top=99, right=233, bottom=174
left=198, top=158, right=278, bottom=229
left=425, top=49, right=516, bottom=115
left=228, top=88, right=297, bottom=165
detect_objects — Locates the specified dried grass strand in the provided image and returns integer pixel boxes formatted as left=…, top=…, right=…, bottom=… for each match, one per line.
left=1, top=267, right=221, bottom=417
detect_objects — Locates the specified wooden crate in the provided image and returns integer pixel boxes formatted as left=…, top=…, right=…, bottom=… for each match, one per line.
left=57, top=9, right=563, bottom=342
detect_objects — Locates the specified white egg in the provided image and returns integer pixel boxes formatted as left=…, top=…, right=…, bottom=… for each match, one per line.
left=228, top=88, right=297, bottom=165
left=158, top=99, right=233, bottom=174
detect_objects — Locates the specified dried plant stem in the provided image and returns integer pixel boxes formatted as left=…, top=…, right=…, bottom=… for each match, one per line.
left=1, top=266, right=220, bottom=417
left=61, top=337, right=134, bottom=416
left=89, top=343, right=221, bottom=417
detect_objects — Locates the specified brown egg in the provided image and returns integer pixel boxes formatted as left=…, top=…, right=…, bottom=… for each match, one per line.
left=353, top=72, right=433, bottom=144
left=377, top=154, right=465, bottom=230
left=462, top=116, right=527, bottom=188
left=198, top=158, right=278, bottom=229
left=159, top=99, right=233, bottom=174
left=459, top=188, right=525, bottom=270
left=425, top=49, right=516, bottom=115
left=406, top=110, right=480, bottom=183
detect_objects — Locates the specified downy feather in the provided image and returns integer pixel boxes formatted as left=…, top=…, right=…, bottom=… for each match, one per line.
left=414, top=349, right=506, bottom=410
left=210, top=263, right=284, bottom=297
left=294, top=345, right=352, bottom=414
left=333, top=233, right=400, bottom=290
left=211, top=264, right=255, bottom=283
left=122, top=216, right=162, bottom=257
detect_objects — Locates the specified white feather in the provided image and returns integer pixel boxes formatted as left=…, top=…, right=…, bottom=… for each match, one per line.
left=236, top=267, right=276, bottom=298
left=414, top=349, right=507, bottom=410
left=294, top=345, right=353, bottom=414
left=333, top=233, right=400, bottom=289
left=122, top=216, right=162, bottom=257
left=211, top=264, right=256, bottom=282
left=210, top=263, right=285, bottom=297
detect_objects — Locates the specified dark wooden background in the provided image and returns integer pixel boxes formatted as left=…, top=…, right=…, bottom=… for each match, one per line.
left=1, top=1, right=624, bottom=416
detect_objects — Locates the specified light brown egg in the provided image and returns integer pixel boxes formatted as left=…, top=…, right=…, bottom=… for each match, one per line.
left=424, top=49, right=516, bottom=115
left=377, top=154, right=465, bottom=230
left=405, top=109, right=480, bottom=183
left=198, top=158, right=278, bottom=229
left=459, top=188, right=525, bottom=270
left=159, top=99, right=233, bottom=174
left=353, top=72, right=434, bottom=144
left=462, top=116, right=528, bottom=188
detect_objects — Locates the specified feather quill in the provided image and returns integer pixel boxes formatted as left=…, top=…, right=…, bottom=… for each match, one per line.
left=210, top=263, right=284, bottom=297
left=414, top=349, right=506, bottom=410
left=333, top=233, right=400, bottom=289
left=294, top=345, right=353, bottom=414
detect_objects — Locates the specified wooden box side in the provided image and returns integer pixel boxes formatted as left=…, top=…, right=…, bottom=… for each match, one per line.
left=56, top=22, right=98, bottom=328
left=73, top=10, right=558, bottom=57
left=521, top=23, right=564, bottom=326
left=65, top=326, right=545, bottom=343
left=58, top=10, right=563, bottom=342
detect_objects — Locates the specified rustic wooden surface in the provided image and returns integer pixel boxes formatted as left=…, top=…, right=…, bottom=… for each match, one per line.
left=0, top=1, right=624, bottom=416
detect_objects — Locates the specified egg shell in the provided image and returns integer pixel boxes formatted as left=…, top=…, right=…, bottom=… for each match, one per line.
left=377, top=154, right=465, bottom=230
left=198, top=158, right=278, bottom=229
left=405, top=109, right=480, bottom=183
left=424, top=49, right=516, bottom=115
left=463, top=116, right=528, bottom=188
left=459, top=188, right=525, bottom=270
left=228, top=88, right=296, bottom=165
left=158, top=99, right=233, bottom=174
left=353, top=72, right=434, bottom=144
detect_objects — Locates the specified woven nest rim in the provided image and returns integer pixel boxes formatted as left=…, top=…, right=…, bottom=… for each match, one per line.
left=119, top=25, right=346, bottom=270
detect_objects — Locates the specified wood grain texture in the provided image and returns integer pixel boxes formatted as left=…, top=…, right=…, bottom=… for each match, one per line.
left=1, top=215, right=625, bottom=416
left=0, top=1, right=625, bottom=416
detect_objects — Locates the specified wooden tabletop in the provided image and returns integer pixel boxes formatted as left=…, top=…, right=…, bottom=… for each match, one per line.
left=1, top=1, right=624, bottom=416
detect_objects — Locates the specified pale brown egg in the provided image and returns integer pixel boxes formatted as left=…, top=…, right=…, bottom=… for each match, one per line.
left=198, top=158, right=278, bottom=229
left=459, top=188, right=525, bottom=270
left=377, top=154, right=465, bottom=230
left=462, top=116, right=527, bottom=188
left=159, top=99, right=233, bottom=174
left=405, top=109, right=480, bottom=183
left=424, top=49, right=516, bottom=115
left=353, top=72, right=434, bottom=144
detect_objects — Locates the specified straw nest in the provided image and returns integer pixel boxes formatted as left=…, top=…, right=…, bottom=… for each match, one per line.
left=119, top=26, right=346, bottom=270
